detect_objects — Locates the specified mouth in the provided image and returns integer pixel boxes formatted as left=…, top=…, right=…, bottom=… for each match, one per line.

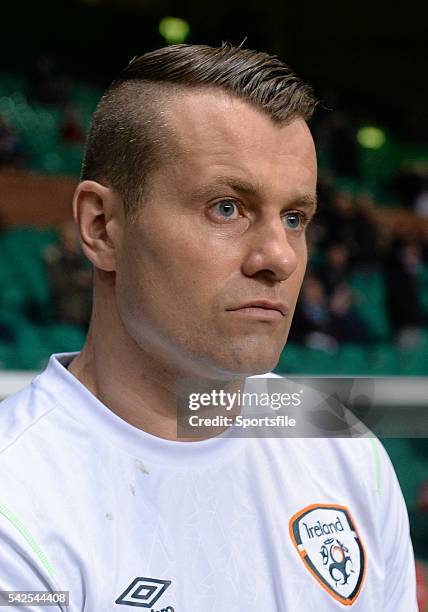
left=226, top=301, right=288, bottom=321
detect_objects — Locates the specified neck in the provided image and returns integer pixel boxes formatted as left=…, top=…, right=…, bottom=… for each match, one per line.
left=68, top=287, right=244, bottom=441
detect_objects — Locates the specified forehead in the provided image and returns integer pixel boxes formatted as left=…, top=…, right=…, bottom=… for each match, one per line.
left=162, top=90, right=317, bottom=196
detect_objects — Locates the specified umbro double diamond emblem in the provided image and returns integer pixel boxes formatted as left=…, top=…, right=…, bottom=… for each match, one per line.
left=115, top=577, right=174, bottom=610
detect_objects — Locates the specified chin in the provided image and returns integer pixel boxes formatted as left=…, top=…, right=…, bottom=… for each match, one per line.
left=242, top=360, right=280, bottom=377
left=213, top=347, right=283, bottom=377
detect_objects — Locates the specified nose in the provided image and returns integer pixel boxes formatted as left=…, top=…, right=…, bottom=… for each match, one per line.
left=241, top=217, right=302, bottom=282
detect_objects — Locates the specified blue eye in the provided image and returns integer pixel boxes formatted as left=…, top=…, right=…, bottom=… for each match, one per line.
left=214, top=200, right=239, bottom=218
left=283, top=212, right=303, bottom=230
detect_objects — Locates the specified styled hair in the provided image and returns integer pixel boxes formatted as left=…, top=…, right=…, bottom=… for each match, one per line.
left=82, top=43, right=317, bottom=216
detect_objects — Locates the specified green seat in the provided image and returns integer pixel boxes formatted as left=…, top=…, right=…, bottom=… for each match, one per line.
left=0, top=284, right=27, bottom=313
left=43, top=324, right=85, bottom=354
left=0, top=317, right=49, bottom=370
left=12, top=345, right=50, bottom=371
left=0, top=227, right=56, bottom=317
left=56, top=145, right=84, bottom=176
left=275, top=343, right=308, bottom=374
left=304, top=349, right=340, bottom=375
left=397, top=345, right=428, bottom=376
left=0, top=343, right=16, bottom=370
left=277, top=344, right=356, bottom=376
left=334, top=344, right=369, bottom=376
left=368, top=344, right=400, bottom=375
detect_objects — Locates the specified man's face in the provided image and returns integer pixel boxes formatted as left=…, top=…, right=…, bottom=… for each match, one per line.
left=114, top=91, right=317, bottom=376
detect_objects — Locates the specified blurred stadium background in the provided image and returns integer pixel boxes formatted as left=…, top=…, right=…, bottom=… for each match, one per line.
left=0, top=0, right=427, bottom=606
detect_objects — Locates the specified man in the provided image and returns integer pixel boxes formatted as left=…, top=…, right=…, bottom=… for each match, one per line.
left=0, top=44, right=417, bottom=610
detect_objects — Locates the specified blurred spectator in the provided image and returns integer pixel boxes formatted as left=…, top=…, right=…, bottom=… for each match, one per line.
left=413, top=477, right=428, bottom=609
left=292, top=256, right=371, bottom=346
left=0, top=321, right=15, bottom=344
left=60, top=106, right=85, bottom=145
left=352, top=191, right=381, bottom=269
left=316, top=242, right=350, bottom=294
left=0, top=114, right=25, bottom=168
left=317, top=189, right=380, bottom=270
left=415, top=176, right=428, bottom=220
left=384, top=239, right=424, bottom=347
left=328, top=283, right=371, bottom=344
left=416, top=560, right=428, bottom=612
left=322, top=190, right=357, bottom=251
left=422, top=224, right=428, bottom=263
left=389, top=162, right=427, bottom=210
left=44, top=221, right=92, bottom=328
left=416, top=480, right=428, bottom=514
left=289, top=276, right=338, bottom=352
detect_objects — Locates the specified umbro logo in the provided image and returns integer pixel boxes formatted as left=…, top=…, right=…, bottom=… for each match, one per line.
left=115, top=577, right=174, bottom=610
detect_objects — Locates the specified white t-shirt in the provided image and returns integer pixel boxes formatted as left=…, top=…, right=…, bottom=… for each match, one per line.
left=0, top=353, right=417, bottom=611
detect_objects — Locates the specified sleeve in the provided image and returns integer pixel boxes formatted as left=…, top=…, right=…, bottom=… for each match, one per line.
left=0, top=515, right=69, bottom=612
left=374, top=440, right=418, bottom=611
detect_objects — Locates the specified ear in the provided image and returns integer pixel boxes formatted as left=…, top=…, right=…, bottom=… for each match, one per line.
left=72, top=180, right=123, bottom=272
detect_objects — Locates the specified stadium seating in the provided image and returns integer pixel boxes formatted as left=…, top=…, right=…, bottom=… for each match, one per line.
left=0, top=76, right=100, bottom=176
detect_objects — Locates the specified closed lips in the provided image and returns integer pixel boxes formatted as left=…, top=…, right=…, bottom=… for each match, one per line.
left=227, top=301, right=288, bottom=316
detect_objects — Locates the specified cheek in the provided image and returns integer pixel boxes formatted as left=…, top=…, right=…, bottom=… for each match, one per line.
left=116, top=230, right=222, bottom=328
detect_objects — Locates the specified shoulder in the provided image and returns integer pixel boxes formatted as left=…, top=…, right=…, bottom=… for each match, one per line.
left=0, top=378, right=59, bottom=457
left=0, top=356, right=77, bottom=474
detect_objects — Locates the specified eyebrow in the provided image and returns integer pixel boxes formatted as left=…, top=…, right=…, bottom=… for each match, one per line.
left=189, top=175, right=318, bottom=213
